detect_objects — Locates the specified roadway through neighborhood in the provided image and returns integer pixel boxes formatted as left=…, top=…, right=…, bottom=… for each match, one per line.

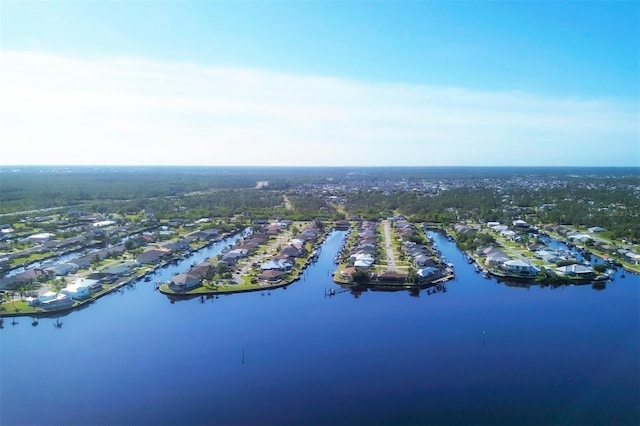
left=382, top=220, right=397, bottom=271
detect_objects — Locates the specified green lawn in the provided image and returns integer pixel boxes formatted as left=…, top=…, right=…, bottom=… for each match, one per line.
left=11, top=251, right=53, bottom=268
left=0, top=300, right=37, bottom=315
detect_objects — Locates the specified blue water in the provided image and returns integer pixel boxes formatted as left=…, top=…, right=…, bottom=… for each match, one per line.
left=1, top=230, right=638, bottom=425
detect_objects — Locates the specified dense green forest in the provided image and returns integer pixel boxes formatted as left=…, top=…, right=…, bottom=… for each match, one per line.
left=1, top=166, right=638, bottom=241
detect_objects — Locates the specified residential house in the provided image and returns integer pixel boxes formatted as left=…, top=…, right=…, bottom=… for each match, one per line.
left=625, top=252, right=640, bottom=265
left=102, top=262, right=137, bottom=277
left=38, top=292, right=74, bottom=310
left=136, top=248, right=171, bottom=265
left=334, top=220, right=351, bottom=230
left=169, top=273, right=201, bottom=291
left=555, top=264, right=595, bottom=279
left=414, top=255, right=438, bottom=268
left=340, top=266, right=358, bottom=282
left=26, top=233, right=55, bottom=244
left=259, top=270, right=285, bottom=282
left=375, top=270, right=408, bottom=282
left=281, top=245, right=304, bottom=258
left=417, top=267, right=443, bottom=284
left=61, top=282, right=90, bottom=299
left=189, top=262, right=214, bottom=279
left=163, top=241, right=191, bottom=253
left=220, top=251, right=245, bottom=266
left=260, top=259, right=293, bottom=271
left=502, top=259, right=538, bottom=276
left=45, top=263, right=78, bottom=276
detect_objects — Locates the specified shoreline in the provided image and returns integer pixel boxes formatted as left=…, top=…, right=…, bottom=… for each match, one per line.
left=158, top=228, right=331, bottom=298
left=0, top=231, right=244, bottom=318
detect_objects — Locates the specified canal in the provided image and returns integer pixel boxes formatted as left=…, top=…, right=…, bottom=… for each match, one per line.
left=1, top=229, right=638, bottom=425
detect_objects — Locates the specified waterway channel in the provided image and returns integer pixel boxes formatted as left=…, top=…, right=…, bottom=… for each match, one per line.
left=1, top=229, right=638, bottom=425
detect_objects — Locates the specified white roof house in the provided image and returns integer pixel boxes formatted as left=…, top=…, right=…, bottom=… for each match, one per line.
left=61, top=283, right=90, bottom=300
left=93, top=220, right=116, bottom=227
left=625, top=252, right=640, bottom=264
left=492, top=225, right=509, bottom=233
left=501, top=230, right=517, bottom=239
left=27, top=233, right=55, bottom=243
left=71, top=278, right=101, bottom=291
left=46, top=263, right=78, bottom=276
left=38, top=291, right=59, bottom=303
left=555, top=264, right=594, bottom=277
left=354, top=260, right=373, bottom=269
left=350, top=253, right=375, bottom=263
left=503, top=259, right=538, bottom=275
left=486, top=252, right=511, bottom=266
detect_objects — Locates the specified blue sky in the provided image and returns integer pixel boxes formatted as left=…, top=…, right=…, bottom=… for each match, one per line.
left=1, top=1, right=638, bottom=166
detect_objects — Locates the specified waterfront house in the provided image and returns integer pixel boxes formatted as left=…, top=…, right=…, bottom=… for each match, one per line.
left=169, top=273, right=201, bottom=291
left=102, top=262, right=137, bottom=277
left=235, top=242, right=259, bottom=252
left=555, top=264, right=595, bottom=279
left=334, top=220, right=350, bottom=230
left=340, top=266, right=358, bottom=282
left=568, top=233, right=592, bottom=244
left=38, top=291, right=59, bottom=303
left=86, top=272, right=118, bottom=284
left=15, top=268, right=50, bottom=284
left=187, top=228, right=220, bottom=241
left=414, top=255, right=438, bottom=268
left=527, top=242, right=546, bottom=252
left=281, top=245, right=304, bottom=258
left=454, top=224, right=474, bottom=234
left=220, top=252, right=244, bottom=265
left=417, top=267, right=442, bottom=284
left=229, top=248, right=249, bottom=257
left=260, top=259, right=293, bottom=271
left=61, top=283, right=90, bottom=299
left=625, top=252, right=640, bottom=265
left=297, top=228, right=319, bottom=241
left=502, top=259, right=538, bottom=276
left=136, top=248, right=171, bottom=265
left=486, top=252, right=511, bottom=267
left=163, top=241, right=191, bottom=253
left=541, top=253, right=565, bottom=264
left=39, top=292, right=74, bottom=310
left=189, top=262, right=214, bottom=279
left=375, top=270, right=408, bottom=282
left=259, top=270, right=285, bottom=282
left=45, top=263, right=78, bottom=276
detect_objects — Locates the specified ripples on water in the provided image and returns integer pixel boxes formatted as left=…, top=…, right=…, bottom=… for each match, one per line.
left=1, top=230, right=638, bottom=425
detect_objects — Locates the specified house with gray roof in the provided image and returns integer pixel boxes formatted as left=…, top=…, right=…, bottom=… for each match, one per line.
left=136, top=248, right=171, bottom=265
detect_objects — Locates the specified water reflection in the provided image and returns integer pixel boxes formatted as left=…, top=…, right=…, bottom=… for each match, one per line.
left=429, top=229, right=627, bottom=292
left=1, top=229, right=639, bottom=426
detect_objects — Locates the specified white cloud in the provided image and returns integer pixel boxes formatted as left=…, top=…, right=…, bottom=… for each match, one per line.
left=1, top=50, right=638, bottom=166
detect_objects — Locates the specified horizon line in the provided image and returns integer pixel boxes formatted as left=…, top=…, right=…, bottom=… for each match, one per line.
left=1, top=164, right=638, bottom=169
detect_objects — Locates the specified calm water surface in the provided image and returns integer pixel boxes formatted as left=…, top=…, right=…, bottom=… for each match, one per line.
left=1, top=230, right=638, bottom=425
